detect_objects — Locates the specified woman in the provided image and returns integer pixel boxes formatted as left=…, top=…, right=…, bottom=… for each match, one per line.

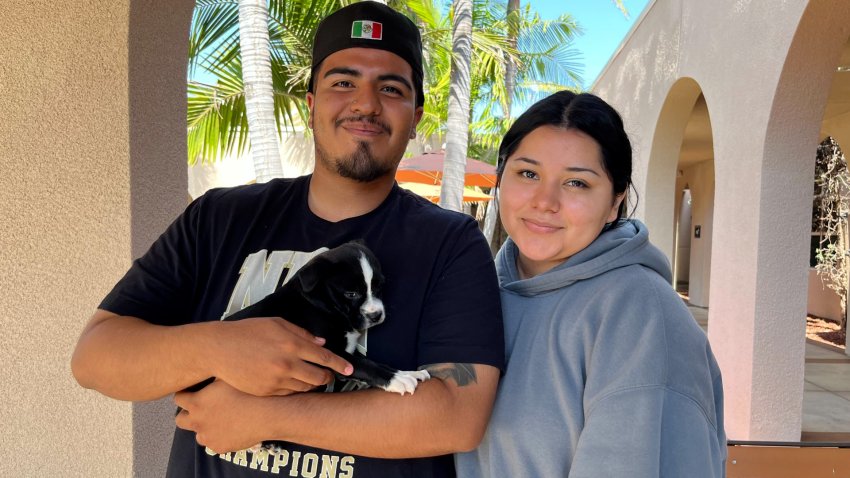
left=456, top=91, right=726, bottom=477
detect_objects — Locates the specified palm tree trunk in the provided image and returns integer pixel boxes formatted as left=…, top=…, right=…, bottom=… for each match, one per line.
left=440, top=0, right=473, bottom=212
left=238, top=0, right=283, bottom=182
left=504, top=0, right=519, bottom=116
left=482, top=0, right=519, bottom=247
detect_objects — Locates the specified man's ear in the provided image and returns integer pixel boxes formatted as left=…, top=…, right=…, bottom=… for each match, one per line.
left=410, top=106, right=424, bottom=139
left=306, top=92, right=315, bottom=129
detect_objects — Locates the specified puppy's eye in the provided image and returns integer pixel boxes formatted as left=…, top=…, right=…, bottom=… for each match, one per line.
left=344, top=291, right=361, bottom=300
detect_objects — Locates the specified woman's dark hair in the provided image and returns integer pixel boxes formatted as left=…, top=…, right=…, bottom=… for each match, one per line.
left=497, top=91, right=637, bottom=226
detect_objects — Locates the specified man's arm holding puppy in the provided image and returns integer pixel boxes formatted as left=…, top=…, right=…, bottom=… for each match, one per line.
left=174, top=362, right=500, bottom=457
left=74, top=310, right=499, bottom=457
left=71, top=309, right=354, bottom=401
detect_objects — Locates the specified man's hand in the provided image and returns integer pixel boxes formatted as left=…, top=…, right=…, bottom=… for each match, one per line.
left=210, top=317, right=354, bottom=397
left=174, top=380, right=266, bottom=453
left=71, top=310, right=353, bottom=401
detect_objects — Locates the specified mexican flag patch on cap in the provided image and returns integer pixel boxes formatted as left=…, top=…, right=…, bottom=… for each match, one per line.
left=351, top=20, right=382, bottom=40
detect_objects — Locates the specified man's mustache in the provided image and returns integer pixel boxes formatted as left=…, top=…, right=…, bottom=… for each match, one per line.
left=335, top=116, right=392, bottom=135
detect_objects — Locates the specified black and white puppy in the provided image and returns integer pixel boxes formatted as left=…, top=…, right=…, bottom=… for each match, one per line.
left=213, top=241, right=430, bottom=394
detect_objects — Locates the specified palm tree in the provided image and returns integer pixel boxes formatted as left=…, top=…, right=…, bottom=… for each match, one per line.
left=481, top=0, right=629, bottom=246
left=188, top=0, right=586, bottom=200
left=238, top=0, right=283, bottom=182
left=480, top=0, right=518, bottom=244
left=440, top=0, right=474, bottom=212
left=188, top=0, right=341, bottom=167
left=411, top=0, right=583, bottom=212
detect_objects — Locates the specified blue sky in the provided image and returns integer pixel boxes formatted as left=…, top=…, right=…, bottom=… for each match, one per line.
left=534, top=0, right=651, bottom=89
left=190, top=1, right=651, bottom=108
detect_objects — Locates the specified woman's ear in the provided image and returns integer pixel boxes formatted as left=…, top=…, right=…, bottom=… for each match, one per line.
left=607, top=193, right=625, bottom=223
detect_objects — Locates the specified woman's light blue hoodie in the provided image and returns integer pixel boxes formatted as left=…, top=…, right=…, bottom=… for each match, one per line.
left=457, top=220, right=726, bottom=478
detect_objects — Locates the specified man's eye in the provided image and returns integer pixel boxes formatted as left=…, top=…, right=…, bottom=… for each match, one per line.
left=382, top=85, right=401, bottom=94
left=333, top=80, right=354, bottom=88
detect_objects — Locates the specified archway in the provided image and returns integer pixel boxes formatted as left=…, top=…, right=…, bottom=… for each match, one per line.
left=645, top=77, right=704, bottom=269
left=811, top=36, right=850, bottom=333
left=725, top=0, right=850, bottom=441
left=673, top=94, right=715, bottom=309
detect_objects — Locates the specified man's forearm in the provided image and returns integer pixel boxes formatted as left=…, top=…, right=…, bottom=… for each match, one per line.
left=257, top=364, right=500, bottom=458
left=71, top=311, right=217, bottom=401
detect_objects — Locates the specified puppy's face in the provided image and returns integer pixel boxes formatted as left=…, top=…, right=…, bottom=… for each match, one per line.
left=348, top=250, right=386, bottom=331
left=300, top=243, right=386, bottom=332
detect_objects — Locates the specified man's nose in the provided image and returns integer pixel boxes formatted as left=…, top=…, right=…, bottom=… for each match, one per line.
left=351, top=87, right=381, bottom=116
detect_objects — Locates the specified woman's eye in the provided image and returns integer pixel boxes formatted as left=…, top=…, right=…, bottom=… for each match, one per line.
left=520, top=170, right=537, bottom=180
left=344, top=291, right=361, bottom=300
left=565, top=179, right=587, bottom=188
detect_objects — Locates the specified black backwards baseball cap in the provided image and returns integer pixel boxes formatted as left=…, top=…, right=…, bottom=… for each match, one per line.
left=308, top=1, right=424, bottom=107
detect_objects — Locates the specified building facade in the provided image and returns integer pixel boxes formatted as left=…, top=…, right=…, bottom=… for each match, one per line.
left=2, top=0, right=849, bottom=475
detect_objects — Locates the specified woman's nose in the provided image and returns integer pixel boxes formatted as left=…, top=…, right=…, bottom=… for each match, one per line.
left=530, top=182, right=560, bottom=212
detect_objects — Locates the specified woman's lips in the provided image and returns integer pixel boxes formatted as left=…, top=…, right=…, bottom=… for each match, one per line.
left=522, top=218, right=561, bottom=233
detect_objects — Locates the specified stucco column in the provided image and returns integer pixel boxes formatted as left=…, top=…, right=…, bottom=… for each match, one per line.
left=708, top=0, right=850, bottom=440
left=594, top=0, right=850, bottom=441
left=128, top=1, right=196, bottom=476
left=0, top=1, right=191, bottom=476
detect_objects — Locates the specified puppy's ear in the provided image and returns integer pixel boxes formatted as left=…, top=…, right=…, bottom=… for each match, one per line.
left=291, top=258, right=339, bottom=316
left=293, top=256, right=327, bottom=294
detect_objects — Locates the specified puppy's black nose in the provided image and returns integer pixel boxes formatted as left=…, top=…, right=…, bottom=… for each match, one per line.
left=364, top=310, right=384, bottom=323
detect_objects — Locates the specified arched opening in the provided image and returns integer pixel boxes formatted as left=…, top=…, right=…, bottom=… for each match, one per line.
left=739, top=0, right=850, bottom=441
left=808, top=37, right=850, bottom=342
left=673, top=94, right=715, bottom=309
left=645, top=77, right=704, bottom=269
left=798, top=35, right=850, bottom=441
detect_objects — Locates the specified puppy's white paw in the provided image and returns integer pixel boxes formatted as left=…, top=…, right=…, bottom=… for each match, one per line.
left=247, top=443, right=264, bottom=454
left=381, top=370, right=430, bottom=395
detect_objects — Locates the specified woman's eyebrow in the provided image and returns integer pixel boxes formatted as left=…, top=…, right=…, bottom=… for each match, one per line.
left=511, top=157, right=601, bottom=176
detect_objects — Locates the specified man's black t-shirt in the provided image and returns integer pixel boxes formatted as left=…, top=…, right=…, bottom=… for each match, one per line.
left=100, top=175, right=504, bottom=478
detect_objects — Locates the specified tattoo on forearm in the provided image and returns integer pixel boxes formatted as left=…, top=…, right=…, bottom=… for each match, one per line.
left=420, top=363, right=478, bottom=387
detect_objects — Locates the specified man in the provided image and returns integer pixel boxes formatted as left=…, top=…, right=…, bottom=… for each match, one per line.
left=71, top=2, right=503, bottom=477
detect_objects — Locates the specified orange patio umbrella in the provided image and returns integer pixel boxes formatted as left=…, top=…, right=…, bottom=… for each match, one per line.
left=399, top=182, right=492, bottom=203
left=395, top=151, right=497, bottom=187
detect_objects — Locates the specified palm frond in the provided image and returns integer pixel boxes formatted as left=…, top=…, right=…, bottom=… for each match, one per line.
left=611, top=0, right=630, bottom=19
left=187, top=80, right=249, bottom=165
left=189, top=1, right=240, bottom=77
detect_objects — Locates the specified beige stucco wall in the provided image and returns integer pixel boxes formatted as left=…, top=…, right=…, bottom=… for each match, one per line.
left=0, top=1, right=192, bottom=475
left=807, top=269, right=843, bottom=322
left=594, top=0, right=850, bottom=440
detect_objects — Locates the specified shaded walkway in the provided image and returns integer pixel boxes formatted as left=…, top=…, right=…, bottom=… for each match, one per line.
left=688, top=305, right=850, bottom=442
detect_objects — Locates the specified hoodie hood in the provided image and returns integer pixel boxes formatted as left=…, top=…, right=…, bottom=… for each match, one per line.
left=497, top=219, right=671, bottom=297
